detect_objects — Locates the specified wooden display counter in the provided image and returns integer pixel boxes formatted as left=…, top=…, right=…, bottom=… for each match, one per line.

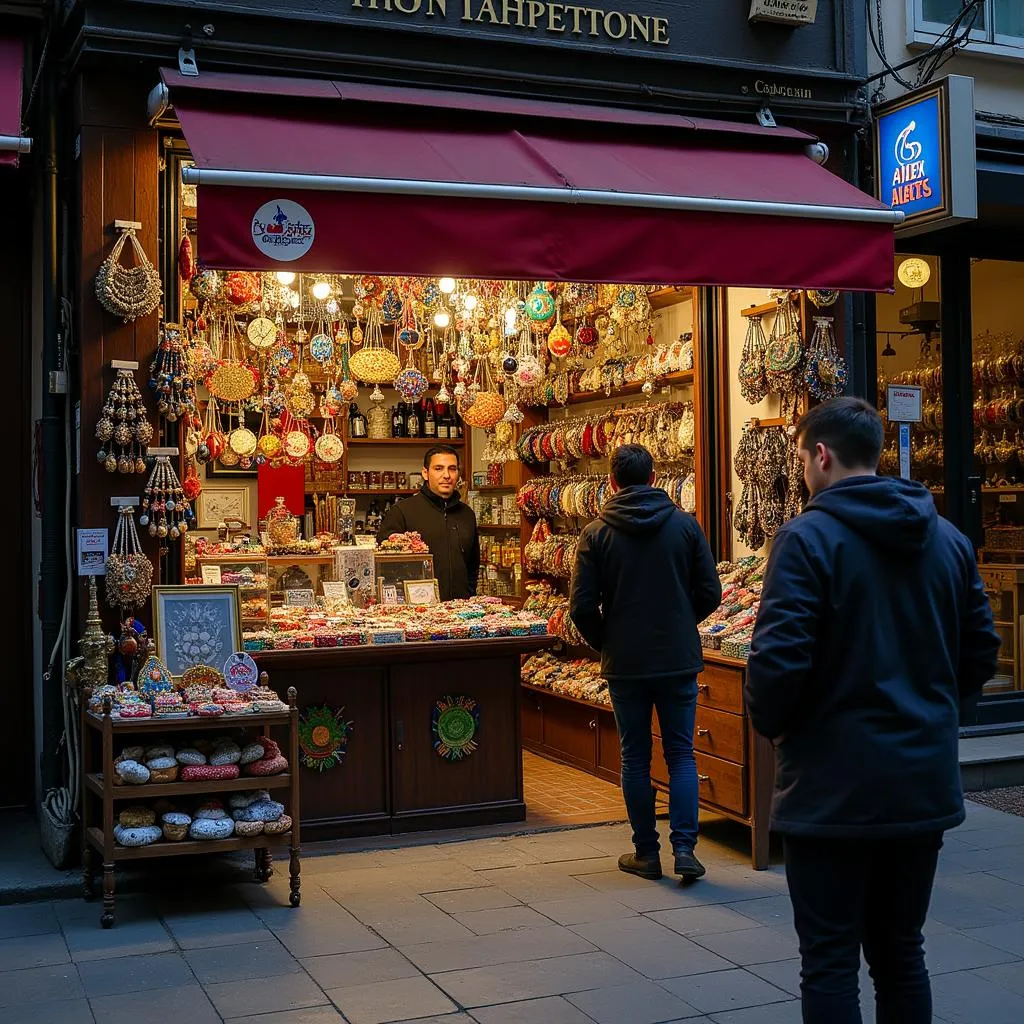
left=523, top=651, right=775, bottom=869
left=256, top=636, right=553, bottom=841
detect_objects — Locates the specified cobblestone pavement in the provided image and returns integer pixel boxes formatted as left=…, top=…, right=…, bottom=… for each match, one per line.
left=3, top=800, right=1024, bottom=1024
left=969, top=786, right=1024, bottom=818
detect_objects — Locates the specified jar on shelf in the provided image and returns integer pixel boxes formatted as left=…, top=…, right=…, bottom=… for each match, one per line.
left=266, top=496, right=298, bottom=547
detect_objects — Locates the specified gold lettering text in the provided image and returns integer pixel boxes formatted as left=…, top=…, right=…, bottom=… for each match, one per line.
left=650, top=15, right=669, bottom=44
left=426, top=0, right=446, bottom=14
left=627, top=12, right=649, bottom=41
left=564, top=3, right=586, bottom=33
left=526, top=0, right=544, bottom=28
left=547, top=2, right=566, bottom=32
left=394, top=0, right=421, bottom=12
left=604, top=10, right=627, bottom=38
left=476, top=0, right=500, bottom=22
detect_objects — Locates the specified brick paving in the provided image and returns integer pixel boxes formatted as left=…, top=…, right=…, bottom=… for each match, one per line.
left=3, top=799, right=1024, bottom=1023
left=522, top=752, right=667, bottom=828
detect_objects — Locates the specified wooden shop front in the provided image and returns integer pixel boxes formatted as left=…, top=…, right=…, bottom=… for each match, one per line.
left=54, top=1, right=903, bottom=865
left=255, top=637, right=551, bottom=841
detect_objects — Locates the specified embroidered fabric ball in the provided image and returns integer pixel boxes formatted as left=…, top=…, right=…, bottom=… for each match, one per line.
left=233, top=819, right=265, bottom=837
left=119, top=745, right=144, bottom=762
left=189, top=818, right=235, bottom=841
left=181, top=764, right=240, bottom=782
left=230, top=790, right=269, bottom=810
left=176, top=748, right=207, bottom=766
left=114, top=824, right=162, bottom=847
left=239, top=742, right=266, bottom=766
left=119, top=806, right=156, bottom=827
left=115, top=760, right=150, bottom=785
left=145, top=744, right=175, bottom=761
left=234, top=799, right=285, bottom=823
left=264, top=814, right=292, bottom=835
left=146, top=756, right=177, bottom=770
left=210, top=743, right=242, bottom=766
left=194, top=800, right=226, bottom=820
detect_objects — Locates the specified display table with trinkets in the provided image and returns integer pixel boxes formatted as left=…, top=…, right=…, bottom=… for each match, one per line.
left=253, top=629, right=553, bottom=841
left=80, top=678, right=301, bottom=928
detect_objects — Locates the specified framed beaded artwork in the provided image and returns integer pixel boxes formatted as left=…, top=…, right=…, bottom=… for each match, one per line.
left=197, top=486, right=251, bottom=529
left=403, top=579, right=440, bottom=606
left=153, top=585, right=242, bottom=678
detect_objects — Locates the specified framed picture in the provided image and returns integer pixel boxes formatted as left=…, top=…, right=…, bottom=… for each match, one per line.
left=374, top=553, right=434, bottom=606
left=380, top=583, right=400, bottom=605
left=153, top=585, right=241, bottom=677
left=403, top=578, right=440, bottom=605
left=197, top=486, right=252, bottom=529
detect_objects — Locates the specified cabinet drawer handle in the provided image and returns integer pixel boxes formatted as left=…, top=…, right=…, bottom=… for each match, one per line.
left=697, top=774, right=711, bottom=783
left=697, top=683, right=709, bottom=694
left=588, top=719, right=597, bottom=730
left=696, top=728, right=710, bottom=737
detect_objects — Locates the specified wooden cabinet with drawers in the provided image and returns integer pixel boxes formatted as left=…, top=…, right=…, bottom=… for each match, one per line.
left=522, top=651, right=774, bottom=869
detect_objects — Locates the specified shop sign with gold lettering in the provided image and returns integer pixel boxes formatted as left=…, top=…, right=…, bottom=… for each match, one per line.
left=349, top=0, right=671, bottom=47
left=748, top=0, right=817, bottom=26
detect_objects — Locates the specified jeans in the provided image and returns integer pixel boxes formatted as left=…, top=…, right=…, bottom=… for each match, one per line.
left=607, top=675, right=698, bottom=856
left=783, top=832, right=944, bottom=1024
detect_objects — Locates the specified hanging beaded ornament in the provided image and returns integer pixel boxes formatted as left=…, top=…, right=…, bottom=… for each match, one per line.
left=206, top=314, right=259, bottom=402
left=198, top=395, right=226, bottom=465
left=397, top=295, right=424, bottom=350
left=104, top=506, right=154, bottom=611
left=95, top=226, right=162, bottom=322
left=178, top=234, right=194, bottom=282
left=140, top=456, right=193, bottom=539
left=738, top=315, right=769, bottom=405
left=547, top=301, right=572, bottom=359
left=804, top=317, right=848, bottom=401
left=256, top=406, right=283, bottom=461
left=95, top=369, right=154, bottom=474
left=394, top=366, right=429, bottom=403
left=764, top=296, right=805, bottom=395
left=150, top=322, right=196, bottom=423
left=526, top=282, right=556, bottom=324
left=313, top=413, right=344, bottom=464
left=349, top=306, right=401, bottom=384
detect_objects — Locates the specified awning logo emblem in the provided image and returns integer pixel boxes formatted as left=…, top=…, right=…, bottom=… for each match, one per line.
left=251, top=199, right=315, bottom=261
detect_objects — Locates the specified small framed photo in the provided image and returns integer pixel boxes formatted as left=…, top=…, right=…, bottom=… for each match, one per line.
left=379, top=583, right=400, bottom=605
left=403, top=578, right=441, bottom=605
left=153, top=585, right=241, bottom=677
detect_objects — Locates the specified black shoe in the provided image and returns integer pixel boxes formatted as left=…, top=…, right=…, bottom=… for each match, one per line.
left=618, top=852, right=663, bottom=880
left=674, top=849, right=706, bottom=881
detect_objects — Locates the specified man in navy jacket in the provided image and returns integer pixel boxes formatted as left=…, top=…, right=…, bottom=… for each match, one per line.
left=572, top=444, right=721, bottom=882
left=746, top=397, right=999, bottom=1024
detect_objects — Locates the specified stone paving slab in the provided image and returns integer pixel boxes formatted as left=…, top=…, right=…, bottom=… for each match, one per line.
left=1, top=803, right=1024, bottom=1022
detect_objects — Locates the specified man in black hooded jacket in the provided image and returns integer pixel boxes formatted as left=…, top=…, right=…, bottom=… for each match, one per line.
left=746, top=397, right=999, bottom=1024
left=571, top=444, right=722, bottom=882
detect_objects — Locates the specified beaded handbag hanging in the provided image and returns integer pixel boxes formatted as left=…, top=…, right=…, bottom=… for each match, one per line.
left=804, top=317, right=848, bottom=401
left=738, top=315, right=769, bottom=405
left=95, top=369, right=154, bottom=474
left=104, top=506, right=154, bottom=611
left=95, top=226, right=162, bottom=322
left=764, top=295, right=805, bottom=394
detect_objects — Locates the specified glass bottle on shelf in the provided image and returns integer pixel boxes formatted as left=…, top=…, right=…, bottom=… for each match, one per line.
left=424, top=398, right=436, bottom=438
left=349, top=401, right=367, bottom=438
left=408, top=401, right=421, bottom=437
left=436, top=401, right=450, bottom=439
left=367, top=499, right=381, bottom=534
left=391, top=405, right=402, bottom=438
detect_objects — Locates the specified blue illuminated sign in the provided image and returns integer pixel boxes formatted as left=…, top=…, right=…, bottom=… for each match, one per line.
left=874, top=76, right=976, bottom=235
left=876, top=91, right=944, bottom=222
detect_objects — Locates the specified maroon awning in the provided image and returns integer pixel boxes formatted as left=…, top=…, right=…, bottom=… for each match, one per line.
left=0, top=35, right=29, bottom=168
left=163, top=72, right=901, bottom=290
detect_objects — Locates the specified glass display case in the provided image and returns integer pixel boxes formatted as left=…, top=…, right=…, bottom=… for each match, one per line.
left=195, top=554, right=270, bottom=628
left=267, top=555, right=336, bottom=608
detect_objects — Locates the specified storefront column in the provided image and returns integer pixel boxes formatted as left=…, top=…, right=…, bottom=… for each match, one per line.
left=941, top=251, right=977, bottom=544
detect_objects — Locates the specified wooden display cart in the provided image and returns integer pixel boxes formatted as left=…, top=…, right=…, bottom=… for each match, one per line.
left=80, top=684, right=301, bottom=928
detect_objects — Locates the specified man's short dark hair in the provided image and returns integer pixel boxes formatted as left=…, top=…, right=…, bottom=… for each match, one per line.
left=423, top=444, right=460, bottom=469
left=797, top=397, right=884, bottom=470
left=610, top=444, right=654, bottom=488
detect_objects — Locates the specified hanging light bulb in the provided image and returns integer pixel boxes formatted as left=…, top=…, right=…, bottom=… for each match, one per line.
left=311, top=280, right=332, bottom=301
left=289, top=292, right=301, bottom=309
left=326, top=299, right=339, bottom=316
left=276, top=271, right=296, bottom=286
left=463, top=294, right=478, bottom=312
left=439, top=277, right=456, bottom=294
left=433, top=311, right=451, bottom=329
left=504, top=306, right=517, bottom=335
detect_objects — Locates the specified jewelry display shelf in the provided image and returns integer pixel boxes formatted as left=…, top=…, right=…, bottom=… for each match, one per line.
left=80, top=687, right=301, bottom=928
left=347, top=437, right=465, bottom=446
left=565, top=369, right=694, bottom=406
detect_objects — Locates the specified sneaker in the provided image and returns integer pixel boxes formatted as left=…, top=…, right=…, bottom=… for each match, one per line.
left=617, top=852, right=662, bottom=880
left=674, top=849, right=706, bottom=881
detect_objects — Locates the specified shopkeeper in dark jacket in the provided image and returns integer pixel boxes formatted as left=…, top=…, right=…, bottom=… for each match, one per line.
left=376, top=444, right=480, bottom=601
left=746, top=397, right=1000, bottom=1024
left=571, top=444, right=722, bottom=883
